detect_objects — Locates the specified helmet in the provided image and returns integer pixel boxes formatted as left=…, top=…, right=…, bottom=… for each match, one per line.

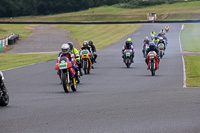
left=152, top=31, right=154, bottom=33
left=127, top=38, right=132, bottom=42
left=83, top=41, right=88, bottom=47
left=145, top=36, right=149, bottom=40
left=149, top=42, right=155, bottom=46
left=159, top=37, right=163, bottom=41
left=154, top=37, right=158, bottom=40
left=88, top=40, right=93, bottom=45
left=61, top=43, right=70, bottom=54
left=160, top=29, right=164, bottom=33
left=68, top=42, right=73, bottom=50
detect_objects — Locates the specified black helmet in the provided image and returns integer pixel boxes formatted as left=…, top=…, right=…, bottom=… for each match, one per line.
left=83, top=41, right=88, bottom=47
left=125, top=41, right=130, bottom=48
left=89, top=40, right=93, bottom=45
left=68, top=42, right=73, bottom=50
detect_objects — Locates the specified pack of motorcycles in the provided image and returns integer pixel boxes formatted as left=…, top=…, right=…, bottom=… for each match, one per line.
left=123, top=27, right=169, bottom=76
left=0, top=27, right=169, bottom=106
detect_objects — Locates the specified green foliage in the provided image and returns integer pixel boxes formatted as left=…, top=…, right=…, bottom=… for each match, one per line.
left=1, top=0, right=198, bottom=17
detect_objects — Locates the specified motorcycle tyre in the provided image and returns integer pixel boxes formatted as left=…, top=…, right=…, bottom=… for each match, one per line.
left=62, top=73, right=70, bottom=93
left=0, top=93, right=9, bottom=106
left=151, top=61, right=155, bottom=76
left=71, top=77, right=77, bottom=92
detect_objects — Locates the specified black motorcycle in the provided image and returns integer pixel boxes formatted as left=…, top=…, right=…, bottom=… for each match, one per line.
left=123, top=49, right=134, bottom=68
left=0, top=72, right=9, bottom=106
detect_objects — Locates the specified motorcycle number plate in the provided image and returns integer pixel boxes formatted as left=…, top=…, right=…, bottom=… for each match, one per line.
left=149, top=54, right=154, bottom=59
left=82, top=51, right=88, bottom=54
left=59, top=63, right=67, bottom=69
left=126, top=53, right=131, bottom=56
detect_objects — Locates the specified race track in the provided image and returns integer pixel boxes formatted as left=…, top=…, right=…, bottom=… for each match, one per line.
left=1, top=24, right=200, bottom=133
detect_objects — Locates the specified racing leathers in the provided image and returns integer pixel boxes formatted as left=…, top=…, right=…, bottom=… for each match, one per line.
left=71, top=47, right=82, bottom=76
left=90, top=44, right=97, bottom=63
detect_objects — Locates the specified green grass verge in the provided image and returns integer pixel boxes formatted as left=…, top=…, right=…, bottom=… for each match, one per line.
left=184, top=55, right=200, bottom=87
left=181, top=23, right=200, bottom=52
left=0, top=53, right=57, bottom=70
left=0, top=24, right=33, bottom=40
left=1, top=1, right=200, bottom=22
left=56, top=24, right=141, bottom=49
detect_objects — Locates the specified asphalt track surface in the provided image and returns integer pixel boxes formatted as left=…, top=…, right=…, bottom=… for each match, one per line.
left=1, top=24, right=200, bottom=133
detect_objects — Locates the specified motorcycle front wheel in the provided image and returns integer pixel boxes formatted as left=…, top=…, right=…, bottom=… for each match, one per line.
left=0, top=93, right=9, bottom=106
left=151, top=61, right=155, bottom=76
left=71, top=77, right=77, bottom=92
left=62, top=73, right=70, bottom=93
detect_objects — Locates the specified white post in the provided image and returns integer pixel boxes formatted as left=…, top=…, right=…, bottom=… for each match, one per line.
left=6, top=38, right=8, bottom=46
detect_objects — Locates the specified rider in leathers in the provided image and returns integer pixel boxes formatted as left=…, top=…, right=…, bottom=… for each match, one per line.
left=142, top=37, right=150, bottom=56
left=68, top=42, right=83, bottom=76
left=122, top=41, right=134, bottom=63
left=88, top=40, right=97, bottom=63
left=56, top=43, right=79, bottom=82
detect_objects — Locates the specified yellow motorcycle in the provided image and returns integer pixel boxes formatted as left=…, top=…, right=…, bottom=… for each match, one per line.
left=80, top=49, right=92, bottom=74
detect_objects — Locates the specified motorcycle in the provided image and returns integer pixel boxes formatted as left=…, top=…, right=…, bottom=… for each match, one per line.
left=80, top=50, right=92, bottom=74
left=143, top=44, right=149, bottom=58
left=123, top=49, right=133, bottom=68
left=146, top=51, right=159, bottom=76
left=0, top=71, right=9, bottom=106
left=165, top=27, right=169, bottom=32
left=56, top=57, right=77, bottom=93
left=158, top=43, right=165, bottom=59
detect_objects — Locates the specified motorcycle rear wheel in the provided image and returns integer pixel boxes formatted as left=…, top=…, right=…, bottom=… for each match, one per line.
left=62, top=73, right=70, bottom=93
left=0, top=93, right=9, bottom=106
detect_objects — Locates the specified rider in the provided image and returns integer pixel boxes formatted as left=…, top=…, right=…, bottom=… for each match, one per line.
left=157, top=37, right=166, bottom=51
left=122, top=41, right=135, bottom=63
left=88, top=40, right=97, bottom=63
left=165, top=25, right=169, bottom=30
left=0, top=71, right=7, bottom=95
left=142, top=36, right=150, bottom=56
left=56, top=43, right=79, bottom=82
left=150, top=31, right=156, bottom=39
left=145, top=42, right=160, bottom=69
left=158, top=29, right=165, bottom=37
left=80, top=41, right=94, bottom=68
left=152, top=36, right=159, bottom=46
left=68, top=42, right=83, bottom=76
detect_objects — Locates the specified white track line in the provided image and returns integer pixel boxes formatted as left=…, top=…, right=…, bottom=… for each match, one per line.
left=179, top=24, right=186, bottom=88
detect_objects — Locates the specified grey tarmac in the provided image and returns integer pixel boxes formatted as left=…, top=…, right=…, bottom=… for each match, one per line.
left=1, top=24, right=200, bottom=133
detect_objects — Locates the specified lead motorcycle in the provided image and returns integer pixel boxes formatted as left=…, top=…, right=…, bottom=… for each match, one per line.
left=55, top=57, right=77, bottom=93
left=0, top=71, right=9, bottom=106
left=146, top=51, right=159, bottom=76
left=123, top=49, right=134, bottom=68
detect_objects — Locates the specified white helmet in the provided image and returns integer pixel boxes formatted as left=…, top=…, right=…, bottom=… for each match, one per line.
left=61, top=43, right=70, bottom=54
left=159, top=37, right=163, bottom=41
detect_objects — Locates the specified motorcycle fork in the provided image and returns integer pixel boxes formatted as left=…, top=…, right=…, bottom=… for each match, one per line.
left=67, top=69, right=70, bottom=84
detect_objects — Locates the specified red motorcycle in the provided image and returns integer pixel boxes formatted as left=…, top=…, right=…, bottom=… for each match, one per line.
left=55, top=57, right=77, bottom=93
left=146, top=51, right=159, bottom=76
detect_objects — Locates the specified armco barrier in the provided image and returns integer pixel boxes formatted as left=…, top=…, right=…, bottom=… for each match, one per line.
left=0, top=34, right=19, bottom=50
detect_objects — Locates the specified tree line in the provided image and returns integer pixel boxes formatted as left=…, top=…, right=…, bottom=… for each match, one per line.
left=0, top=0, right=197, bottom=17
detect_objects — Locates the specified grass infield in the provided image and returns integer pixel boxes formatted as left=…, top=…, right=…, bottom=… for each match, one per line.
left=184, top=55, right=200, bottom=87
left=0, top=53, right=57, bottom=70
left=56, top=24, right=141, bottom=49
